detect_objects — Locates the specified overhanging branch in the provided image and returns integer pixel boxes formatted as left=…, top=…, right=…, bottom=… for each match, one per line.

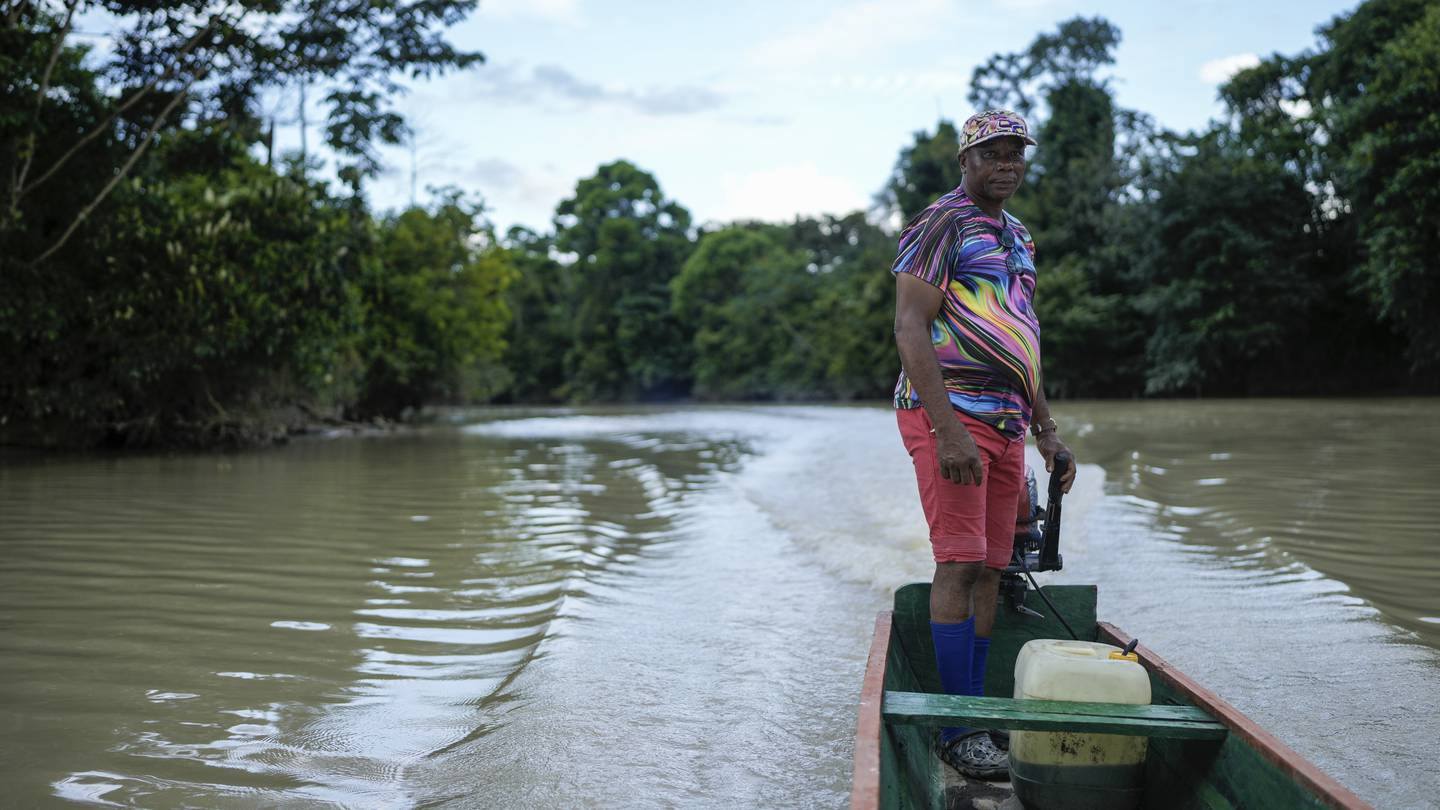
left=26, top=77, right=197, bottom=267
left=18, top=12, right=221, bottom=200
left=25, top=5, right=251, bottom=267
left=10, top=0, right=81, bottom=208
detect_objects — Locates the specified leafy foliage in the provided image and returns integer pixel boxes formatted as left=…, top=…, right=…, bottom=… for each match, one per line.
left=2, top=132, right=368, bottom=445
left=955, top=16, right=1142, bottom=396
left=3, top=0, right=484, bottom=267
left=0, top=8, right=511, bottom=447
left=357, top=194, right=514, bottom=416
left=785, top=213, right=899, bottom=399
left=1134, top=132, right=1321, bottom=394
left=4, top=0, right=1437, bottom=449
left=1331, top=0, right=1440, bottom=385
left=673, top=226, right=812, bottom=399
left=969, top=16, right=1121, bottom=115
left=669, top=213, right=897, bottom=401
left=497, top=227, right=571, bottom=403
left=884, top=121, right=963, bottom=224
left=553, top=161, right=695, bottom=401
left=1189, top=0, right=1430, bottom=391
left=876, top=7, right=1429, bottom=398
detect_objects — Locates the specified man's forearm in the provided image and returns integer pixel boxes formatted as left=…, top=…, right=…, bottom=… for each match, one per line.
left=1029, top=370, right=1076, bottom=490
left=1031, top=373, right=1055, bottom=433
left=1032, top=388, right=1051, bottom=425
left=895, top=325, right=962, bottom=432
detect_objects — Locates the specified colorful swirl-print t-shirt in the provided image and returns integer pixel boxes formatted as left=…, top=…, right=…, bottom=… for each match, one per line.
left=892, top=187, right=1040, bottom=438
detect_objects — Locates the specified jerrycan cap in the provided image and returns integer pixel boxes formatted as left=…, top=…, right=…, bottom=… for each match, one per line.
left=1109, top=638, right=1140, bottom=662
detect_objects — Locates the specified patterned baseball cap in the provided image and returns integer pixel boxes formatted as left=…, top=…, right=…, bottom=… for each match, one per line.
left=958, top=109, right=1037, bottom=155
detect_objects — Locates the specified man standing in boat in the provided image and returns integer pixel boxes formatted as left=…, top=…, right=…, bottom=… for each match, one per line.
left=892, top=108, right=1076, bottom=780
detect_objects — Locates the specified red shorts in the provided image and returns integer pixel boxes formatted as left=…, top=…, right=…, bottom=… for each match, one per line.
left=897, top=407, right=1025, bottom=569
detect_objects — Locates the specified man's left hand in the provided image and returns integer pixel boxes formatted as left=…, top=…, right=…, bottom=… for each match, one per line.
left=1037, top=432, right=1076, bottom=494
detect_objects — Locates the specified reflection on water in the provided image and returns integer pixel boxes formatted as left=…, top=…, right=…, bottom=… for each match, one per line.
left=1034, top=400, right=1440, bottom=807
left=1060, top=398, right=1440, bottom=647
left=0, top=419, right=755, bottom=807
left=2, top=401, right=1438, bottom=808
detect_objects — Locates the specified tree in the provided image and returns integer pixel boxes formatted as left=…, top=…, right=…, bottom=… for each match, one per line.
left=553, top=161, right=695, bottom=401
left=1208, top=0, right=1425, bottom=390
left=785, top=213, right=897, bottom=399
left=1326, top=0, right=1440, bottom=386
left=883, top=121, right=963, bottom=224
left=672, top=225, right=813, bottom=399
left=498, top=226, right=571, bottom=403
left=1133, top=132, right=1321, bottom=394
left=1, top=0, right=484, bottom=266
left=668, top=213, right=898, bottom=402
left=0, top=132, right=366, bottom=446
left=357, top=193, right=515, bottom=417
left=962, top=15, right=1143, bottom=397
left=0, top=1, right=488, bottom=446
left=969, top=16, right=1122, bottom=116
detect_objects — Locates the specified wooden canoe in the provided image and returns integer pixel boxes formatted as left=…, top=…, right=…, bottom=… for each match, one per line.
left=850, top=583, right=1372, bottom=810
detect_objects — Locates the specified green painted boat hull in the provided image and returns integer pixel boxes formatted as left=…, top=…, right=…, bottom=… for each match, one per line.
left=851, top=584, right=1370, bottom=810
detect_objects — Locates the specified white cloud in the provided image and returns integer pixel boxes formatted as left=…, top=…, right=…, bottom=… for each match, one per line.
left=826, top=70, right=971, bottom=95
left=715, top=164, right=870, bottom=223
left=480, top=0, right=581, bottom=25
left=1198, top=53, right=1261, bottom=84
left=467, top=62, right=726, bottom=116
left=453, top=158, right=573, bottom=220
left=747, top=0, right=951, bottom=71
left=995, top=0, right=1070, bottom=7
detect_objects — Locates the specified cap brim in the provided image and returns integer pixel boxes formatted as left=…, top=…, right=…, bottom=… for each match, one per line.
left=961, top=131, right=1038, bottom=153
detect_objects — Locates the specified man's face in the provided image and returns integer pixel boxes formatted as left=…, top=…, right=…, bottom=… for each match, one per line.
left=962, top=135, right=1028, bottom=202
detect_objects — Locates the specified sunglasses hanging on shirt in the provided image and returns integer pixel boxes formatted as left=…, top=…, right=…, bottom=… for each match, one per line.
left=995, top=226, right=1026, bottom=275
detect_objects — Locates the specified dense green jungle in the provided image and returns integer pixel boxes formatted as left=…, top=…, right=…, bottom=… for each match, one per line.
left=2, top=0, right=1437, bottom=448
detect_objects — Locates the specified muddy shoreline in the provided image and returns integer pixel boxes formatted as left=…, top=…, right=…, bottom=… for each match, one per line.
left=0, top=403, right=410, bottom=454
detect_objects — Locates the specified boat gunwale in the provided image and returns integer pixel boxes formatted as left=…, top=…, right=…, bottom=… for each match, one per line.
left=849, top=608, right=1374, bottom=810
left=849, top=610, right=891, bottom=810
left=1097, top=621, right=1371, bottom=810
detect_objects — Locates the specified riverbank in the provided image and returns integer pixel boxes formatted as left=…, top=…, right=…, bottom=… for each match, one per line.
left=0, top=401, right=408, bottom=452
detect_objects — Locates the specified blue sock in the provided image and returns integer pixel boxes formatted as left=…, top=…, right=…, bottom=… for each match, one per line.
left=930, top=618, right=975, bottom=744
left=971, top=635, right=991, bottom=697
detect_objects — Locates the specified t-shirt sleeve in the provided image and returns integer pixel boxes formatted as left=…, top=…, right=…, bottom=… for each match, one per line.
left=890, top=214, right=959, bottom=288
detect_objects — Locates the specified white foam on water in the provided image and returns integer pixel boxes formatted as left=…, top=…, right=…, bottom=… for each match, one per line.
left=269, top=620, right=331, bottom=631
left=729, top=405, right=1104, bottom=591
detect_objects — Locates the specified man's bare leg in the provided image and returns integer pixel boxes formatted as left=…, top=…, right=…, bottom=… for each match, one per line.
left=931, top=561, right=983, bottom=623
left=971, top=566, right=1001, bottom=638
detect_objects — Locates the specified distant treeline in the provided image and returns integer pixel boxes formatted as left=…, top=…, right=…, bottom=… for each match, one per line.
left=2, top=0, right=1437, bottom=448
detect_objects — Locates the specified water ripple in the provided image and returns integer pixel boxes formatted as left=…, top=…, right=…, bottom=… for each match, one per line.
left=0, top=416, right=749, bottom=807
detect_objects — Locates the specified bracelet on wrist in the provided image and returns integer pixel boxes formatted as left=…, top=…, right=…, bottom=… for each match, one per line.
left=1030, top=417, right=1058, bottom=437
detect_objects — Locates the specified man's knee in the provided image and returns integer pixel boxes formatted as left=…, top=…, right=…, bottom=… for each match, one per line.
left=936, top=560, right=984, bottom=588
left=932, top=561, right=986, bottom=623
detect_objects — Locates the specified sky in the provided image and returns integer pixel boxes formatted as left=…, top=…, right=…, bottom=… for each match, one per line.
left=273, top=0, right=1363, bottom=233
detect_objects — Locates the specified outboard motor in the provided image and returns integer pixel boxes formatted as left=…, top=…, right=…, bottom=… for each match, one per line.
left=1000, top=453, right=1070, bottom=617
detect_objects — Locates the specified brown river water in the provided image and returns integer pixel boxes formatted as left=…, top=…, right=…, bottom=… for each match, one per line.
left=2, top=400, right=1438, bottom=808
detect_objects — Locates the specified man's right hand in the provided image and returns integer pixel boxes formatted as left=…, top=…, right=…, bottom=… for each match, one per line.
left=934, top=419, right=984, bottom=486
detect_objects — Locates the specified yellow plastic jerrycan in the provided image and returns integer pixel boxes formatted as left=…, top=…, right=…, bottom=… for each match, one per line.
left=1010, top=639, right=1151, bottom=810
